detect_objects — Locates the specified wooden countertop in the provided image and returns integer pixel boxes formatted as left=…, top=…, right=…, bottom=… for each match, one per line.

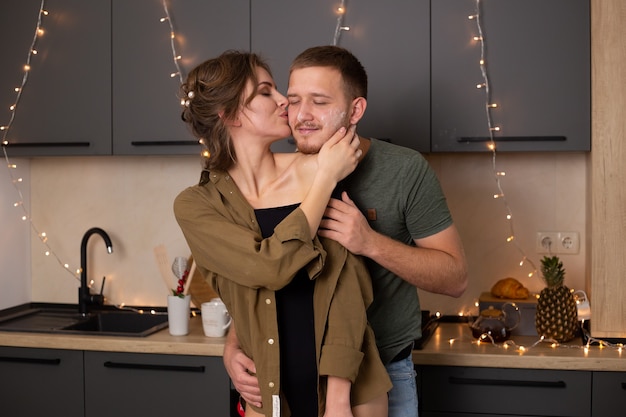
left=2, top=319, right=625, bottom=371
left=412, top=322, right=626, bottom=371
left=0, top=315, right=225, bottom=356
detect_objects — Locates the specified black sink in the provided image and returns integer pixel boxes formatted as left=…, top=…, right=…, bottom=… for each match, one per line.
left=60, top=311, right=169, bottom=337
left=0, top=303, right=169, bottom=337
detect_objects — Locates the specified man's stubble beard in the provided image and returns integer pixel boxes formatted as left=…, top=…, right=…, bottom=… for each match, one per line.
left=292, top=109, right=350, bottom=155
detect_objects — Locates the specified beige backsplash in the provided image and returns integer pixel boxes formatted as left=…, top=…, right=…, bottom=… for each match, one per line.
left=28, top=152, right=587, bottom=315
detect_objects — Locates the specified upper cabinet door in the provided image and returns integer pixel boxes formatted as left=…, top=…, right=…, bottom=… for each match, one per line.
left=0, top=0, right=112, bottom=156
left=252, top=0, right=430, bottom=153
left=431, top=0, right=590, bottom=152
left=111, top=0, right=249, bottom=155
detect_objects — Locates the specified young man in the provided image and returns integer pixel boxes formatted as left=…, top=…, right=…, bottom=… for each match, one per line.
left=224, top=46, right=468, bottom=417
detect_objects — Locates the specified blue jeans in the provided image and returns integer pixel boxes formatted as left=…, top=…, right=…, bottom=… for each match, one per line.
left=386, top=356, right=419, bottom=417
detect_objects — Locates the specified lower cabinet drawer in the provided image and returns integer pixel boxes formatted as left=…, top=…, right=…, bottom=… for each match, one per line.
left=592, top=371, right=626, bottom=416
left=418, top=365, right=591, bottom=417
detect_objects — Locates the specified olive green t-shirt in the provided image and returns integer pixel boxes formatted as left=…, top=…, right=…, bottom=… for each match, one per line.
left=342, top=138, right=453, bottom=364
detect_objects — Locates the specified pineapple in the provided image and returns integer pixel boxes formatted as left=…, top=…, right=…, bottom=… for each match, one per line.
left=535, top=256, right=578, bottom=342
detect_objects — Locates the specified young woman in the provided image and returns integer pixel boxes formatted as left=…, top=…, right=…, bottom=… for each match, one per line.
left=174, top=50, right=390, bottom=417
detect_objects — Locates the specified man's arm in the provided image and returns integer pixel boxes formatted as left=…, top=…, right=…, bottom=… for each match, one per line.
left=318, top=192, right=468, bottom=296
left=223, top=322, right=263, bottom=408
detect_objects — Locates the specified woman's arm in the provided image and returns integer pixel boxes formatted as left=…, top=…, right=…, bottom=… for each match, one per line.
left=175, top=189, right=322, bottom=290
left=298, top=125, right=360, bottom=237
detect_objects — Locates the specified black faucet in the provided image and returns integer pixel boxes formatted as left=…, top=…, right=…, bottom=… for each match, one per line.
left=79, top=227, right=113, bottom=316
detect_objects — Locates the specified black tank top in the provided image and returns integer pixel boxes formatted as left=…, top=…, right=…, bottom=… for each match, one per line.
left=254, top=204, right=318, bottom=417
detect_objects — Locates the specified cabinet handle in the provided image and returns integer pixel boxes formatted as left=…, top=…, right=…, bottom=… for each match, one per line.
left=103, top=361, right=205, bottom=373
left=0, top=356, right=61, bottom=365
left=621, top=382, right=626, bottom=390
left=130, top=140, right=199, bottom=146
left=458, top=136, right=566, bottom=143
left=3, top=142, right=91, bottom=147
left=449, top=376, right=566, bottom=388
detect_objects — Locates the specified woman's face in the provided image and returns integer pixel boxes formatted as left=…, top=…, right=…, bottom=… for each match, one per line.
left=236, top=67, right=291, bottom=142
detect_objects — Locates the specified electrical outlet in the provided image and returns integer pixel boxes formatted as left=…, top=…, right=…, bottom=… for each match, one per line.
left=536, top=231, right=580, bottom=254
left=536, top=232, right=559, bottom=253
left=558, top=231, right=580, bottom=254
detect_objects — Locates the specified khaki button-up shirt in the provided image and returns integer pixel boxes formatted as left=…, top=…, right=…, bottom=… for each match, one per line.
left=174, top=170, right=391, bottom=417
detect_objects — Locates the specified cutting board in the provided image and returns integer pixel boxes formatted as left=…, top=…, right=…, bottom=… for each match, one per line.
left=188, top=263, right=219, bottom=308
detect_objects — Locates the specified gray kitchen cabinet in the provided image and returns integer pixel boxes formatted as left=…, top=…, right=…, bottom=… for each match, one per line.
left=1, top=0, right=591, bottom=156
left=417, top=365, right=592, bottom=416
left=592, top=371, right=626, bottom=416
left=0, top=0, right=112, bottom=156
left=431, top=0, right=590, bottom=152
left=0, top=346, right=84, bottom=417
left=111, top=0, right=249, bottom=155
left=251, top=0, right=430, bottom=153
left=84, top=351, right=230, bottom=416
left=0, top=0, right=248, bottom=157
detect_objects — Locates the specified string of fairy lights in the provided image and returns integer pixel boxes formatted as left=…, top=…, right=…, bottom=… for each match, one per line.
left=332, top=0, right=349, bottom=46
left=159, top=0, right=185, bottom=84
left=0, top=0, right=184, bottom=283
left=450, top=321, right=624, bottom=354
left=470, top=0, right=538, bottom=280
left=0, top=0, right=79, bottom=280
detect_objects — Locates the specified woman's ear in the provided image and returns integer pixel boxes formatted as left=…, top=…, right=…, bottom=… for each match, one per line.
left=219, top=110, right=242, bottom=127
left=349, top=97, right=367, bottom=125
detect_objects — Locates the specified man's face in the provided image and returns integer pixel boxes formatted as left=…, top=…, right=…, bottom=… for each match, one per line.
left=287, top=66, right=352, bottom=154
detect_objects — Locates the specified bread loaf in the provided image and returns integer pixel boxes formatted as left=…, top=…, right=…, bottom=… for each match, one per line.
left=490, top=277, right=529, bottom=299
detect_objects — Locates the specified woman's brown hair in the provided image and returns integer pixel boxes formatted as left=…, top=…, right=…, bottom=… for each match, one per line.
left=181, top=50, right=272, bottom=178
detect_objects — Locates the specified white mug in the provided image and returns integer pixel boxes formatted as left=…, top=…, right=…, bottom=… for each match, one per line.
left=201, top=298, right=232, bottom=337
